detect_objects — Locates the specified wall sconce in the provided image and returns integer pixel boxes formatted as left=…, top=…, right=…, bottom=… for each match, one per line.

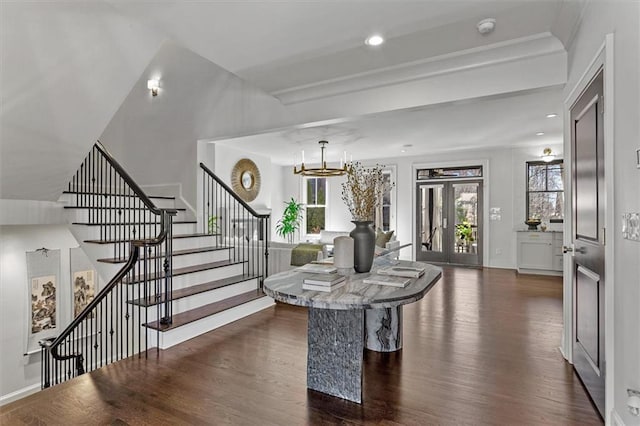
left=147, top=79, right=160, bottom=97
left=541, top=147, right=555, bottom=162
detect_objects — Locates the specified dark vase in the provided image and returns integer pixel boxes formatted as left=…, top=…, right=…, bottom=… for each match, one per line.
left=349, top=220, right=375, bottom=273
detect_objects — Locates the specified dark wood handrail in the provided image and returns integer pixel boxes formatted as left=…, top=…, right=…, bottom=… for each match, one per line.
left=199, top=162, right=270, bottom=218
left=96, top=140, right=177, bottom=216
left=46, top=211, right=172, bottom=360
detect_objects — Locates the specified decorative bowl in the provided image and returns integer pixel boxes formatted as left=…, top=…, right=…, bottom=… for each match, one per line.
left=525, top=219, right=541, bottom=230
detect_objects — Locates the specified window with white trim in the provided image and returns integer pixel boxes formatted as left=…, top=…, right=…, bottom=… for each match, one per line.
left=375, top=170, right=394, bottom=232
left=304, top=177, right=327, bottom=235
left=526, top=160, right=564, bottom=222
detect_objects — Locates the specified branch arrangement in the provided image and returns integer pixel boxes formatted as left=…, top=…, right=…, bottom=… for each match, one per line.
left=341, top=162, right=392, bottom=221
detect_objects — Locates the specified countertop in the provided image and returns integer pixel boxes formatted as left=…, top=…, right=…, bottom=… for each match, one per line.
left=263, top=260, right=442, bottom=310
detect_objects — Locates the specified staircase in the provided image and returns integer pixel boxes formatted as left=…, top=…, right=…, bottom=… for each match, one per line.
left=40, top=142, right=272, bottom=388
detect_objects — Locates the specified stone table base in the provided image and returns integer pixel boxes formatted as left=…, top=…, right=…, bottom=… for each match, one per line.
left=365, top=306, right=403, bottom=352
left=307, top=308, right=364, bottom=403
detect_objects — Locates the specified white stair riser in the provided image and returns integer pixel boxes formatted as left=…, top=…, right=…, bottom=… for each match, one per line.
left=147, top=297, right=274, bottom=349
left=59, top=193, right=177, bottom=209
left=171, top=249, right=231, bottom=269
left=72, top=222, right=196, bottom=240
left=65, top=208, right=189, bottom=224
left=172, top=235, right=218, bottom=251
left=171, top=263, right=246, bottom=290
left=141, top=279, right=259, bottom=321
left=89, top=249, right=231, bottom=271
left=81, top=236, right=222, bottom=261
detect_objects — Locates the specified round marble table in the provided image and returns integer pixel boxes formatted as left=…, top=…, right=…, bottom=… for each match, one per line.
left=263, top=260, right=441, bottom=403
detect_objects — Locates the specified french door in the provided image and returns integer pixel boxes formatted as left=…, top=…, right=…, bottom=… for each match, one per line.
left=416, top=179, right=482, bottom=266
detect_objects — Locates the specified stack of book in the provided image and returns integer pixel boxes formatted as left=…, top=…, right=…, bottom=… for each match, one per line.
left=295, top=264, right=337, bottom=274
left=363, top=274, right=411, bottom=288
left=377, top=265, right=425, bottom=278
left=302, top=273, right=346, bottom=292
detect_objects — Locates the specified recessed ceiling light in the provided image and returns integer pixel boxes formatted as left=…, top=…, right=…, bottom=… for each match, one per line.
left=365, top=34, right=384, bottom=46
left=401, top=150, right=406, bottom=153
left=546, top=113, right=558, bottom=118
left=536, top=132, right=545, bottom=136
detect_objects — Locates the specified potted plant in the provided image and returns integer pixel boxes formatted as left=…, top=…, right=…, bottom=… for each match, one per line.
left=341, top=162, right=393, bottom=272
left=276, top=198, right=304, bottom=243
left=207, top=215, right=219, bottom=234
left=455, top=221, right=474, bottom=243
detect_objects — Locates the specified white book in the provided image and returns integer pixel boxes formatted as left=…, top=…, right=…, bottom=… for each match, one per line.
left=302, top=280, right=346, bottom=292
left=303, top=274, right=345, bottom=286
left=377, top=265, right=425, bottom=278
left=363, top=274, right=411, bottom=288
left=295, top=264, right=337, bottom=274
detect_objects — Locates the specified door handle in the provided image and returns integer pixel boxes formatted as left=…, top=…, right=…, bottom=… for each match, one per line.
left=443, top=218, right=447, bottom=229
left=564, top=245, right=586, bottom=254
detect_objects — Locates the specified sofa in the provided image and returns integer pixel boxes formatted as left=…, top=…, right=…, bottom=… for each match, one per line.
left=268, top=229, right=400, bottom=275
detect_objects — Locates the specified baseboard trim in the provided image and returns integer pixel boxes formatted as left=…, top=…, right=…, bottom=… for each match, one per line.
left=0, top=383, right=40, bottom=407
left=611, top=409, right=625, bottom=426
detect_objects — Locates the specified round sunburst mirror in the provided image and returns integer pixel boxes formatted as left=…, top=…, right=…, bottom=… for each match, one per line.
left=231, top=158, right=261, bottom=202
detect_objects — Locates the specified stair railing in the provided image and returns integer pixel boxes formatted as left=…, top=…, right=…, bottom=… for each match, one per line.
left=200, top=163, right=270, bottom=287
left=40, top=141, right=176, bottom=388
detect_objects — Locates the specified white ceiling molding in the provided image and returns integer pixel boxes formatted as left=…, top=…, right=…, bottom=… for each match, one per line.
left=285, top=48, right=566, bottom=126
left=217, top=87, right=565, bottom=166
left=274, top=33, right=565, bottom=106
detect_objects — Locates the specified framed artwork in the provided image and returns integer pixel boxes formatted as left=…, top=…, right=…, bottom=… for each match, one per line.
left=25, top=248, right=61, bottom=354
left=31, top=275, right=57, bottom=333
left=73, top=270, right=96, bottom=318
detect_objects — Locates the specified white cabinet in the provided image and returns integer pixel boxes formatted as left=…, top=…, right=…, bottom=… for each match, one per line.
left=517, top=231, right=563, bottom=275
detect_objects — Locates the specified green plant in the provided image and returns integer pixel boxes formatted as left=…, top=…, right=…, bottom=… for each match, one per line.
left=276, top=198, right=304, bottom=243
left=455, top=221, right=474, bottom=243
left=207, top=215, right=219, bottom=234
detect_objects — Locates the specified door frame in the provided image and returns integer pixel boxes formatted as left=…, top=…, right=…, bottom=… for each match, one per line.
left=412, top=159, right=489, bottom=267
left=561, top=34, right=614, bottom=420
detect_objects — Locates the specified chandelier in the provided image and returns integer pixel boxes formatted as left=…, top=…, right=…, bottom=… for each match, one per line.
left=293, top=140, right=348, bottom=177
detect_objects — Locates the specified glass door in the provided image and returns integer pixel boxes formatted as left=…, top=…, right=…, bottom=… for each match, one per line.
left=417, top=179, right=482, bottom=266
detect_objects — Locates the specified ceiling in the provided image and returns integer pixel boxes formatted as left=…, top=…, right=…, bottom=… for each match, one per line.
left=1, top=0, right=581, bottom=200
left=107, top=0, right=579, bottom=95
left=216, top=86, right=565, bottom=165
left=107, top=0, right=576, bottom=166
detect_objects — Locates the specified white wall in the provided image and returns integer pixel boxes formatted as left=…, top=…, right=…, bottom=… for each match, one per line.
left=0, top=2, right=162, bottom=201
left=0, top=226, right=78, bottom=404
left=274, top=143, right=563, bottom=266
left=565, top=2, right=640, bottom=424
left=101, top=41, right=292, bottom=209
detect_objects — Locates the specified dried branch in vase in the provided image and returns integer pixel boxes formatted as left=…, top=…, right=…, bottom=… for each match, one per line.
left=341, top=162, right=393, bottom=221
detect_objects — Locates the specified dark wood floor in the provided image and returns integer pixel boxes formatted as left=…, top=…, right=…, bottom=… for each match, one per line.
left=1, top=267, right=602, bottom=425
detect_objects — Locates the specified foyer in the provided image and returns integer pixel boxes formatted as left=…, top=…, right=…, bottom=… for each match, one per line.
left=1, top=267, right=601, bottom=425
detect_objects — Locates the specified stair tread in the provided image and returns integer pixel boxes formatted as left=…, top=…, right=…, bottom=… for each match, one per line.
left=97, top=246, right=232, bottom=264
left=144, top=289, right=265, bottom=331
left=85, top=233, right=219, bottom=244
left=72, top=220, right=196, bottom=225
left=62, top=191, right=174, bottom=200
left=128, top=274, right=259, bottom=307
left=64, top=206, right=187, bottom=211
left=123, top=259, right=245, bottom=284
left=173, top=232, right=218, bottom=239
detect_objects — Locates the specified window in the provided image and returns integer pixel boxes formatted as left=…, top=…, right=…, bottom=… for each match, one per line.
left=305, top=177, right=326, bottom=234
left=417, top=166, right=482, bottom=180
left=526, top=160, right=564, bottom=222
left=375, top=170, right=393, bottom=232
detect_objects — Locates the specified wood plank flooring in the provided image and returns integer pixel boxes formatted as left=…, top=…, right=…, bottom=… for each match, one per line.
left=1, top=267, right=602, bottom=425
